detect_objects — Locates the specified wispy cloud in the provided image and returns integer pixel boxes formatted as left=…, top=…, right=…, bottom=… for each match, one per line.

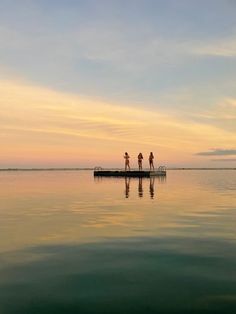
left=182, top=97, right=236, bottom=134
left=196, top=149, right=236, bottom=156
left=1, top=79, right=236, bottom=166
left=191, top=35, right=236, bottom=57
left=211, top=158, right=236, bottom=162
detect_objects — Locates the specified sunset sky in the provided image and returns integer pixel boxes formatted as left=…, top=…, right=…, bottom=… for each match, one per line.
left=0, top=0, right=236, bottom=168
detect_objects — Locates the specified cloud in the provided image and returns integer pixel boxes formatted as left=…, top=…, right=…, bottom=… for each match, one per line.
left=183, top=97, right=236, bottom=134
left=221, top=98, right=236, bottom=109
left=211, top=158, right=236, bottom=162
left=196, top=149, right=236, bottom=156
left=1, top=12, right=236, bottom=79
left=191, top=35, right=236, bottom=57
left=1, top=79, right=236, bottom=166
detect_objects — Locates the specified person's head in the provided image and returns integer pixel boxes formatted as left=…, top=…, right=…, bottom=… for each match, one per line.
left=125, top=152, right=128, bottom=155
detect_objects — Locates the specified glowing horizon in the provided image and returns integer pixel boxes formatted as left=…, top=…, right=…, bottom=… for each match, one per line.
left=1, top=79, right=235, bottom=168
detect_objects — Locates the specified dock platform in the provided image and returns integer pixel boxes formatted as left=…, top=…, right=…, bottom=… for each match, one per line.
left=94, top=168, right=166, bottom=178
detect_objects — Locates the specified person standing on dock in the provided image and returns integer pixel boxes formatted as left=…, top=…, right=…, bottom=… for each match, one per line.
left=137, top=153, right=143, bottom=171
left=124, top=152, right=130, bottom=171
left=149, top=152, right=154, bottom=171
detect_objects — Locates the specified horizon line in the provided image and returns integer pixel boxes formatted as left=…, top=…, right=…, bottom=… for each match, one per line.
left=0, top=167, right=235, bottom=171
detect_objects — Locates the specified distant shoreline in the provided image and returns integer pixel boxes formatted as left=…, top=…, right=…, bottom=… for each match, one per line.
left=0, top=167, right=235, bottom=171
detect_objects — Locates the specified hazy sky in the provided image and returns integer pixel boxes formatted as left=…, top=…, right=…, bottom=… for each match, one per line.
left=0, top=0, right=236, bottom=167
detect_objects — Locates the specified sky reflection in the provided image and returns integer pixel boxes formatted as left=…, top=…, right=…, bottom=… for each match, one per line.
left=0, top=170, right=236, bottom=313
left=0, top=170, right=235, bottom=253
left=0, top=237, right=236, bottom=314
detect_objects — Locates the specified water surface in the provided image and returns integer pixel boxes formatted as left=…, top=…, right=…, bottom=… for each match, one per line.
left=0, top=170, right=235, bottom=313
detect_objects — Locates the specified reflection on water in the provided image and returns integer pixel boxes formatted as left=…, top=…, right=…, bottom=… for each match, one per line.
left=1, top=237, right=236, bottom=314
left=138, top=177, right=143, bottom=197
left=125, top=175, right=162, bottom=199
left=97, top=176, right=161, bottom=199
left=149, top=177, right=155, bottom=198
left=125, top=176, right=161, bottom=199
left=125, top=177, right=130, bottom=198
left=0, top=170, right=236, bottom=313
left=0, top=170, right=235, bottom=250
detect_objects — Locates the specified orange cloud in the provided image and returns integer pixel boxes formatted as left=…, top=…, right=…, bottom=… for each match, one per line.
left=0, top=79, right=235, bottom=167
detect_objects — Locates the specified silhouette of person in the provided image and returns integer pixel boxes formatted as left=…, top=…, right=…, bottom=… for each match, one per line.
left=149, top=152, right=154, bottom=171
left=137, top=153, right=143, bottom=171
left=149, top=177, right=155, bottom=199
left=124, top=152, right=130, bottom=171
left=125, top=177, right=130, bottom=198
left=138, top=177, right=143, bottom=197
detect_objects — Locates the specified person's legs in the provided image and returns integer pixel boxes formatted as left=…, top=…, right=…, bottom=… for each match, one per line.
left=138, top=161, right=141, bottom=171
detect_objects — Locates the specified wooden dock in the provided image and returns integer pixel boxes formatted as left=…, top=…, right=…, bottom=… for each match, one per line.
left=94, top=169, right=166, bottom=177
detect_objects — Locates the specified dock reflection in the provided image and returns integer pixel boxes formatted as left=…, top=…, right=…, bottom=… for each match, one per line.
left=95, top=174, right=166, bottom=199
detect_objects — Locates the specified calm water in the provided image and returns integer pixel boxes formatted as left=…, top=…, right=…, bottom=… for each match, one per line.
left=0, top=170, right=236, bottom=314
